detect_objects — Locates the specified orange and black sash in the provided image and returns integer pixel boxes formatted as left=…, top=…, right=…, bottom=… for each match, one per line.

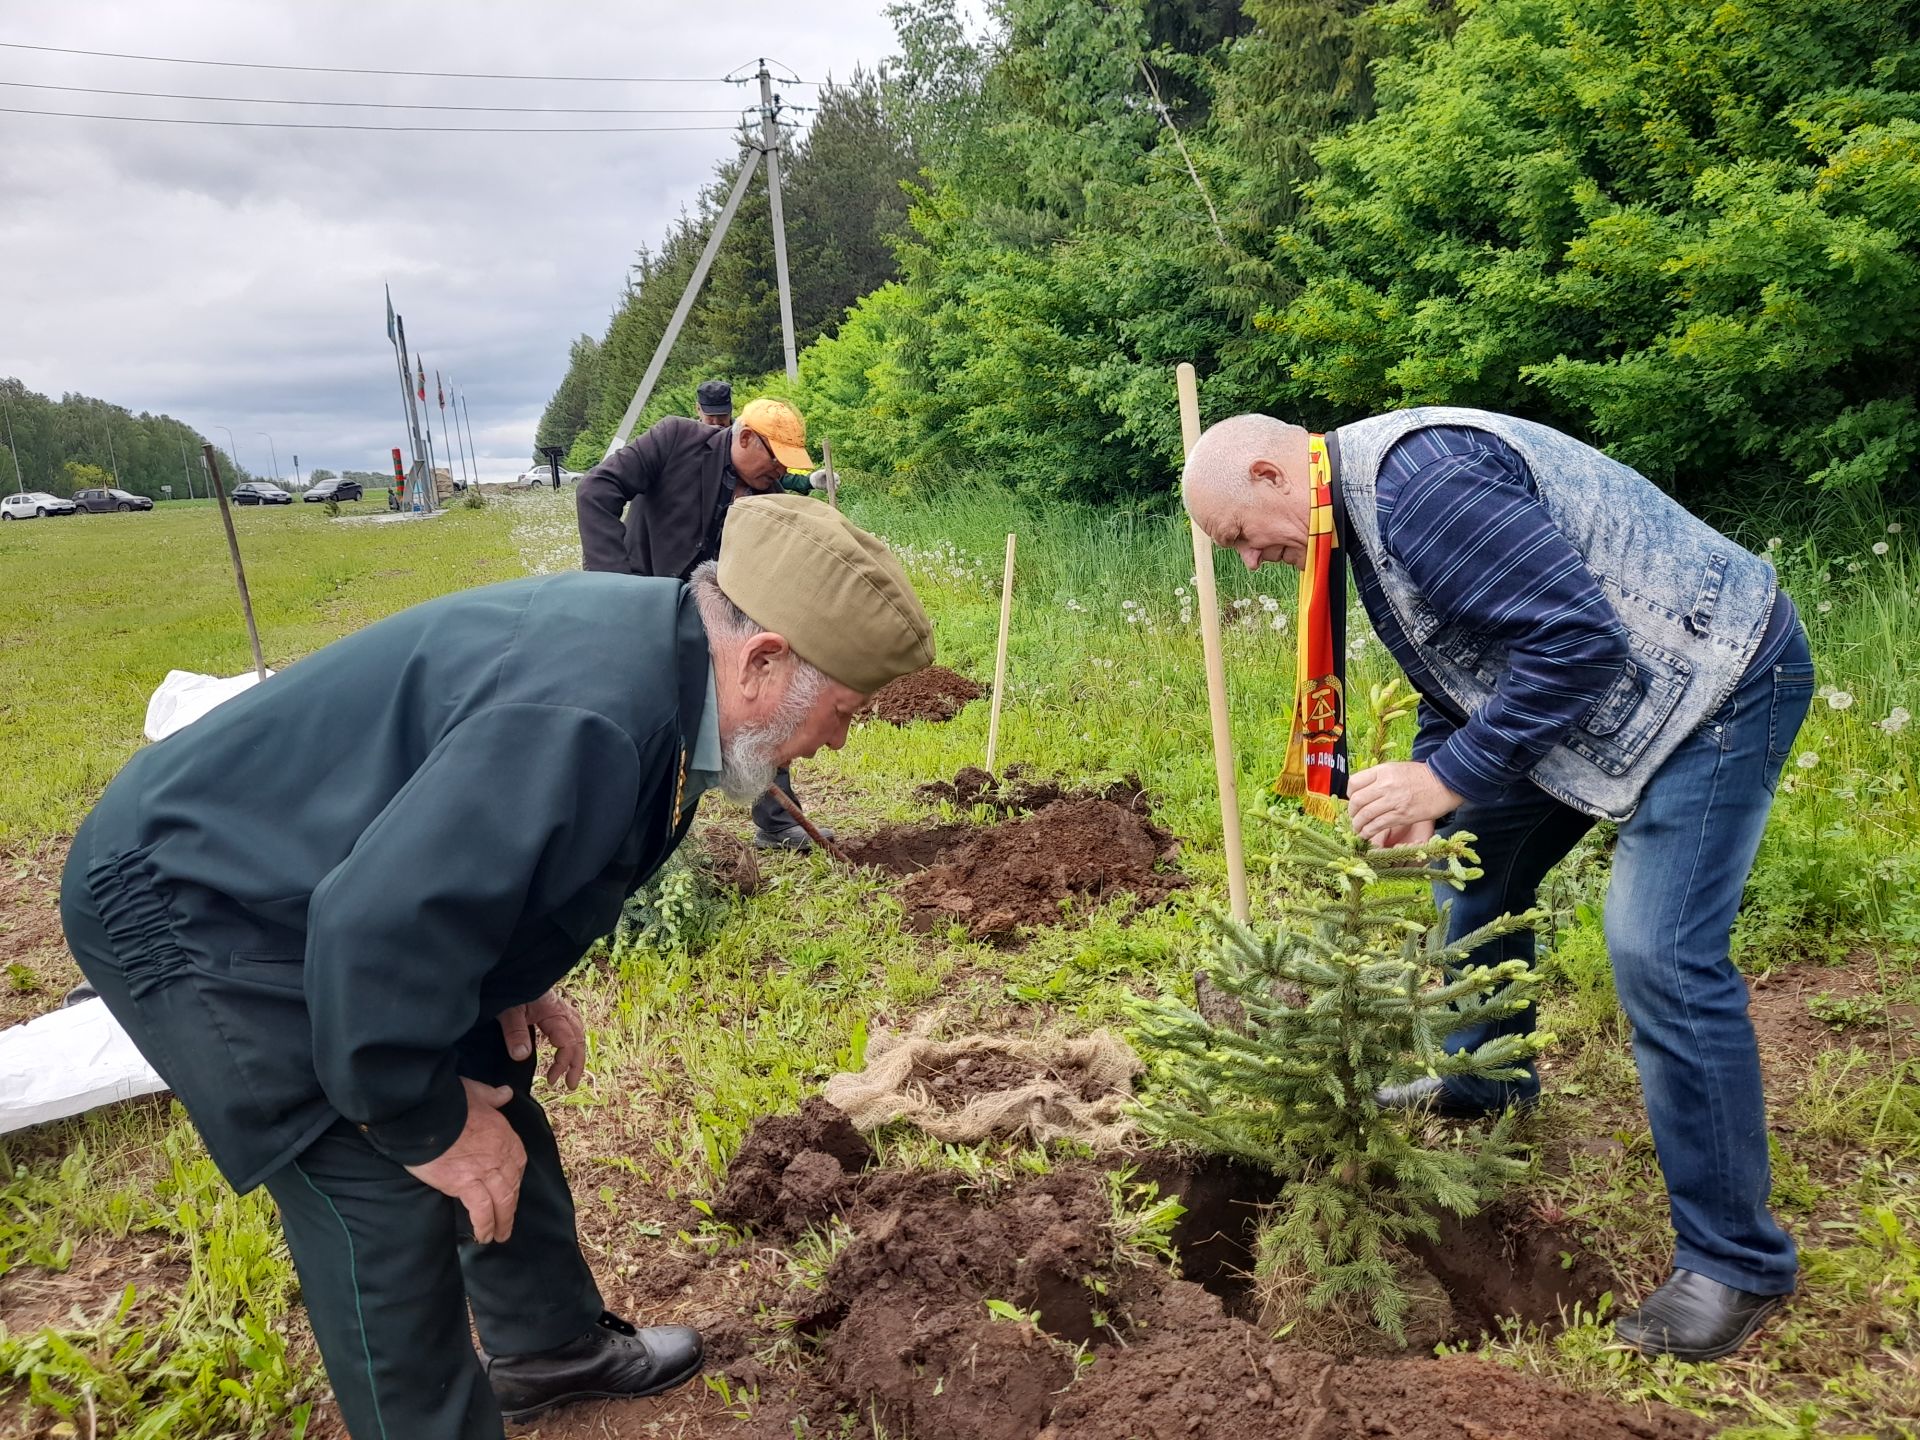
left=1274, top=434, right=1348, bottom=820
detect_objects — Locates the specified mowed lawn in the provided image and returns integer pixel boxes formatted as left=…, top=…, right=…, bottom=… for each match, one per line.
left=0, top=498, right=525, bottom=847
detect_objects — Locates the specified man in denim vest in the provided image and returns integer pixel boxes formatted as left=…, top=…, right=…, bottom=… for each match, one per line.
left=1183, top=408, right=1814, bottom=1361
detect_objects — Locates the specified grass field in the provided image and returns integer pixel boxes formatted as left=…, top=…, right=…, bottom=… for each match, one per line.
left=1, top=484, right=1917, bottom=1437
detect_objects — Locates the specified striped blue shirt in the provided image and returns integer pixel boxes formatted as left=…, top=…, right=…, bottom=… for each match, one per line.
left=1352, top=426, right=1631, bottom=804
left=1351, top=426, right=1794, bottom=803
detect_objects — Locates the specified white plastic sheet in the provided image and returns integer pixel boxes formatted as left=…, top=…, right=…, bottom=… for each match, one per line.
left=0, top=998, right=166, bottom=1134
left=143, top=667, right=272, bottom=742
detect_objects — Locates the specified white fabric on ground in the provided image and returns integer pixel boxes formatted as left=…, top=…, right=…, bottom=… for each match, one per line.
left=143, top=667, right=273, bottom=742
left=0, top=998, right=166, bottom=1134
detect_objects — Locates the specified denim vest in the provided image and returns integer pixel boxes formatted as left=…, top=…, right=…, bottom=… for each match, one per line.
left=1331, top=407, right=1778, bottom=820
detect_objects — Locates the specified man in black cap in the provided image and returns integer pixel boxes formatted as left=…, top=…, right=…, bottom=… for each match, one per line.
left=576, top=396, right=830, bottom=850
left=695, top=379, right=732, bottom=427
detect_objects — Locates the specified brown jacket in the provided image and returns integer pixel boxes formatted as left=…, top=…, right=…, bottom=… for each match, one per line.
left=576, top=416, right=732, bottom=579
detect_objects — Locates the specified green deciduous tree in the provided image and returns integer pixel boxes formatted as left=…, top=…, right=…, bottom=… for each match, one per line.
left=1272, top=0, right=1920, bottom=499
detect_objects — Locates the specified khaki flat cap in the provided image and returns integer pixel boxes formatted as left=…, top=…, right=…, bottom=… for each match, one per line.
left=718, top=494, right=934, bottom=694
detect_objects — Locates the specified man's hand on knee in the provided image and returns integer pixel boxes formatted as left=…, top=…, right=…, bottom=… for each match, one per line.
left=405, top=1078, right=526, bottom=1243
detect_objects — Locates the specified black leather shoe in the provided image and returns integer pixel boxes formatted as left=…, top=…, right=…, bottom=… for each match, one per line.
left=754, top=822, right=835, bottom=852
left=485, top=1312, right=703, bottom=1421
left=1613, top=1270, right=1788, bottom=1361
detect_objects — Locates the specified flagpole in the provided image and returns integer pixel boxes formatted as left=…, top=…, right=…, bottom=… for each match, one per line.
left=443, top=373, right=471, bottom=488
left=394, top=317, right=432, bottom=512
left=458, top=392, right=480, bottom=488
left=411, top=351, right=439, bottom=513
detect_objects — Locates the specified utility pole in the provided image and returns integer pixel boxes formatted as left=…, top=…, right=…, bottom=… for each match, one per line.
left=217, top=424, right=244, bottom=480
left=758, top=58, right=798, bottom=382
left=603, top=59, right=801, bottom=453
left=256, top=432, right=281, bottom=484
left=2, top=386, right=22, bottom=494
left=176, top=435, right=196, bottom=499
left=103, top=427, right=123, bottom=487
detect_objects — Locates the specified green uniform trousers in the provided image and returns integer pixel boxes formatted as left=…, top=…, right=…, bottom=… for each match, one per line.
left=61, top=871, right=604, bottom=1440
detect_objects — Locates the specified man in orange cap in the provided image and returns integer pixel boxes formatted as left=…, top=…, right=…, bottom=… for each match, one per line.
left=577, top=395, right=830, bottom=848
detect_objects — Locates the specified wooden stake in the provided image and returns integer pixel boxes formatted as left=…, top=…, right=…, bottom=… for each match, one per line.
left=822, top=435, right=839, bottom=511
left=1177, top=363, right=1249, bottom=923
left=985, top=532, right=1017, bottom=775
left=201, top=444, right=267, bottom=683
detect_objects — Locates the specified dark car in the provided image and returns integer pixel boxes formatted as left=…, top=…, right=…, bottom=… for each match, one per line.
left=72, top=487, right=155, bottom=513
left=302, top=479, right=364, bottom=503
left=231, top=482, right=293, bottom=506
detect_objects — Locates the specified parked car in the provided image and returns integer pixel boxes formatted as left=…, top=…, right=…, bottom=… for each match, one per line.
left=302, top=479, right=364, bottom=503
left=0, top=491, right=77, bottom=520
left=71, top=487, right=155, bottom=513
left=231, top=482, right=293, bottom=506
left=518, top=462, right=581, bottom=488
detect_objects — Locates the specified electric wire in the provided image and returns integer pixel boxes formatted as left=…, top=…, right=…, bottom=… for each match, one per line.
left=0, top=104, right=743, bottom=133
left=0, top=79, right=743, bottom=114
left=0, top=40, right=818, bottom=84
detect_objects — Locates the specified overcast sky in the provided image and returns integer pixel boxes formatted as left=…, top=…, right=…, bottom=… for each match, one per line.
left=1, top=2, right=902, bottom=482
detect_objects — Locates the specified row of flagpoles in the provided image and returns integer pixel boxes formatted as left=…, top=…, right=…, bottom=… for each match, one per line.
left=385, top=284, right=482, bottom=513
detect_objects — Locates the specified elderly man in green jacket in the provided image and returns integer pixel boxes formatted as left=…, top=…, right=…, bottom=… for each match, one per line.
left=60, top=497, right=933, bottom=1440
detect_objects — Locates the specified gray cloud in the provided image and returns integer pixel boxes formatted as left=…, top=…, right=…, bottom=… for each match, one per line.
left=0, top=0, right=898, bottom=481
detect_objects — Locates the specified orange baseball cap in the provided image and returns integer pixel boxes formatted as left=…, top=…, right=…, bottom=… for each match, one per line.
left=737, top=397, right=814, bottom=472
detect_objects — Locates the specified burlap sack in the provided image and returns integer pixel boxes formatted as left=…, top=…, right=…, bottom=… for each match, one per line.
left=823, top=1023, right=1142, bottom=1148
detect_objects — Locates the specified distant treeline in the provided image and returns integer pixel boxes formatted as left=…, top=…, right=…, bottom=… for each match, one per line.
left=0, top=378, right=249, bottom=499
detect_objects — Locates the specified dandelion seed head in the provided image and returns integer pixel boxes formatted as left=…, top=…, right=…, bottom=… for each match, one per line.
left=1874, top=542, right=1891, bottom=556
left=1797, top=751, right=1819, bottom=769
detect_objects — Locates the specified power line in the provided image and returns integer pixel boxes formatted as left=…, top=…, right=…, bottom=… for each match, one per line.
left=0, top=105, right=744, bottom=134
left=0, top=40, right=819, bottom=84
left=0, top=80, right=743, bottom=114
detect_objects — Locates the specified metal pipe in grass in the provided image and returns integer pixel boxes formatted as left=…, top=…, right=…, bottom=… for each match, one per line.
left=766, top=784, right=854, bottom=865
left=200, top=443, right=267, bottom=683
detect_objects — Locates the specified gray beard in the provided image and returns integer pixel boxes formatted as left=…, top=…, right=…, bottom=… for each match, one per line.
left=718, top=720, right=788, bottom=803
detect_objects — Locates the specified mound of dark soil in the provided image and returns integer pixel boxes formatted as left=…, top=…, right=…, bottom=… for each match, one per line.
left=712, top=1097, right=873, bottom=1233
left=916, top=763, right=1148, bottom=816
left=858, top=666, right=985, bottom=725
left=715, top=1105, right=1703, bottom=1440
left=843, top=796, right=1182, bottom=942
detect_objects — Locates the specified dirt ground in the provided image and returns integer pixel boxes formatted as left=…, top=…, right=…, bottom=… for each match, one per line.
left=855, top=665, right=985, bottom=725
left=843, top=772, right=1183, bottom=942
left=0, top=839, right=80, bottom=1029
left=528, top=1102, right=1707, bottom=1440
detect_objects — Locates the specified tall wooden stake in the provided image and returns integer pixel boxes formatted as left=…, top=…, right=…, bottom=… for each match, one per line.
left=821, top=436, right=839, bottom=510
left=985, top=532, right=1017, bottom=775
left=1177, top=363, right=1249, bottom=923
left=202, top=444, right=267, bottom=682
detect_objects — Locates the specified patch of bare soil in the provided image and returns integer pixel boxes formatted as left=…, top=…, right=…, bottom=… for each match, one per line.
left=0, top=839, right=80, bottom=1029
left=843, top=797, right=1183, bottom=942
left=686, top=1104, right=1703, bottom=1440
left=1747, top=952, right=1917, bottom=1098
left=856, top=666, right=985, bottom=725
left=916, top=762, right=1149, bottom=816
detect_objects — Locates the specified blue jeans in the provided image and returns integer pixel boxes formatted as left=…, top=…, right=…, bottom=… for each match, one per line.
left=1434, top=628, right=1814, bottom=1294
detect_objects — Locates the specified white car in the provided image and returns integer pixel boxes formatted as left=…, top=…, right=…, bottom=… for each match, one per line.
left=518, top=463, right=581, bottom=488
left=1, top=491, right=78, bottom=520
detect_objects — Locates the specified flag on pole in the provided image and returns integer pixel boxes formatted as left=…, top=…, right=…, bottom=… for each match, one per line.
left=436, top=370, right=446, bottom=409
left=385, top=284, right=397, bottom=345
left=416, top=356, right=426, bottom=402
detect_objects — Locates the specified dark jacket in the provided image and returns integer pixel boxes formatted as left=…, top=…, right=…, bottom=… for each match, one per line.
left=576, top=416, right=809, bottom=579
left=64, top=573, right=709, bottom=1190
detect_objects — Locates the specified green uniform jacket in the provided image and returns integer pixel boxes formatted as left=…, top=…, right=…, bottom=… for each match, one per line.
left=70, top=573, right=708, bottom=1191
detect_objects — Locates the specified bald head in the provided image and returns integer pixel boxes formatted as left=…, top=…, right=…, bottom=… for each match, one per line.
left=1182, top=413, right=1314, bottom=572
